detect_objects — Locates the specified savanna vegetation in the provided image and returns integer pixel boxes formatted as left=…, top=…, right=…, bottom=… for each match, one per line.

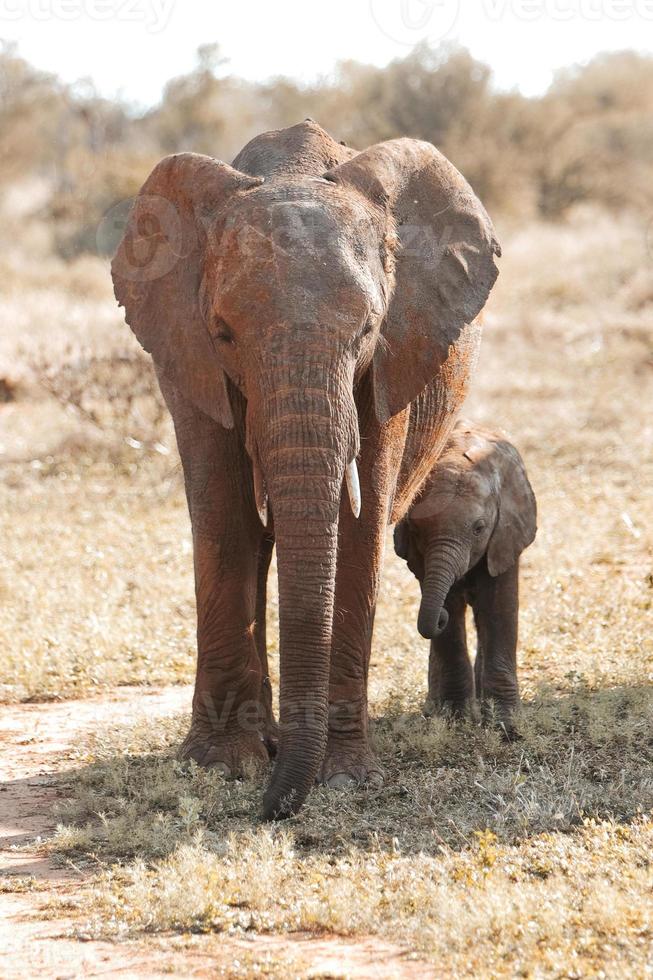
left=1, top=38, right=652, bottom=977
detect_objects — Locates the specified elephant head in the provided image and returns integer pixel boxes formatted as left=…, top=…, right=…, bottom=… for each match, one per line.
left=394, top=421, right=536, bottom=640
left=111, top=122, right=500, bottom=818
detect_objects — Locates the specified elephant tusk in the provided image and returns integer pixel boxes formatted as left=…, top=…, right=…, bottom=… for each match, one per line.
left=345, top=459, right=361, bottom=519
left=252, top=453, right=268, bottom=527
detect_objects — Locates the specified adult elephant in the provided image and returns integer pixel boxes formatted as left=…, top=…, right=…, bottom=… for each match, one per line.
left=112, top=120, right=500, bottom=819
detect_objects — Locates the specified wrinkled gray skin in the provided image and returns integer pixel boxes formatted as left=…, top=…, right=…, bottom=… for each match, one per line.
left=394, top=420, right=537, bottom=732
left=112, top=121, right=501, bottom=819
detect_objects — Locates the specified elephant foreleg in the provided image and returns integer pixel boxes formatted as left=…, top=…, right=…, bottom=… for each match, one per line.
left=163, top=380, right=271, bottom=774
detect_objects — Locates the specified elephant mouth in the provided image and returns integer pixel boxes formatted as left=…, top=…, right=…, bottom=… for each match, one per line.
left=251, top=450, right=361, bottom=527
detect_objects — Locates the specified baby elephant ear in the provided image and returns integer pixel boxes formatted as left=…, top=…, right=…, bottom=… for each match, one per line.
left=325, top=139, right=501, bottom=422
left=487, top=441, right=537, bottom=577
left=111, top=153, right=262, bottom=428
left=393, top=519, right=423, bottom=581
left=393, top=520, right=410, bottom=560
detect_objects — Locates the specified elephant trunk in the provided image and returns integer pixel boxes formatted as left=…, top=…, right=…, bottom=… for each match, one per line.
left=255, top=356, right=357, bottom=820
left=417, top=541, right=466, bottom=640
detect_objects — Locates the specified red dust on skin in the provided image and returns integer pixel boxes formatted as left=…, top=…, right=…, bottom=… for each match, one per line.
left=111, top=120, right=500, bottom=819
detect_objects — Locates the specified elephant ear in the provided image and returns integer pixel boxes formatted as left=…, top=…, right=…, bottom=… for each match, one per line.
left=325, top=140, right=501, bottom=422
left=393, top=520, right=410, bottom=560
left=111, top=153, right=262, bottom=427
left=486, top=440, right=537, bottom=577
left=393, top=519, right=424, bottom=581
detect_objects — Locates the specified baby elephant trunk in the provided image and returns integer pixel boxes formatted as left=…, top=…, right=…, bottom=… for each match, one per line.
left=417, top=542, right=465, bottom=639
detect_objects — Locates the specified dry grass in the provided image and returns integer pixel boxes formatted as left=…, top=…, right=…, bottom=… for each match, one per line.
left=2, top=202, right=653, bottom=974
left=48, top=684, right=653, bottom=975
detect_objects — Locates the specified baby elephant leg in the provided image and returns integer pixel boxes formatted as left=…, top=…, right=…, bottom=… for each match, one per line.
left=425, top=591, right=474, bottom=718
left=472, top=561, right=520, bottom=736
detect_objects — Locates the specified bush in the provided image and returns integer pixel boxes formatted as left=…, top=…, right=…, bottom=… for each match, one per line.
left=2, top=42, right=653, bottom=250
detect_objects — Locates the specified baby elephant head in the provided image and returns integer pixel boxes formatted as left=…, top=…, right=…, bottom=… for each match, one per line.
left=394, top=422, right=537, bottom=639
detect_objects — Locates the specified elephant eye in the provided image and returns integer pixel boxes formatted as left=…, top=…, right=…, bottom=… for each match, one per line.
left=211, top=317, right=235, bottom=345
left=362, top=309, right=383, bottom=338
left=472, top=519, right=486, bottom=535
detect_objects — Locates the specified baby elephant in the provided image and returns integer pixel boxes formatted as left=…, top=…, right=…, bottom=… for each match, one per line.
left=394, top=420, right=536, bottom=733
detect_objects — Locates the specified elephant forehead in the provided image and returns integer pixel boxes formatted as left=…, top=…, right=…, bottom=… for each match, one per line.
left=219, top=184, right=378, bottom=252
left=412, top=468, right=495, bottom=520
left=208, top=194, right=384, bottom=321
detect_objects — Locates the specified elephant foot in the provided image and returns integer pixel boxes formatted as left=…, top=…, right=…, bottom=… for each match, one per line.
left=318, top=741, right=384, bottom=790
left=480, top=698, right=520, bottom=741
left=178, top=723, right=271, bottom=776
left=423, top=695, right=475, bottom=720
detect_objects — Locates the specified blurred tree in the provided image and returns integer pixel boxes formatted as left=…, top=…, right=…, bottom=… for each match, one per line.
left=3, top=41, right=652, bottom=256
left=535, top=51, right=653, bottom=216
left=0, top=43, right=64, bottom=182
left=150, top=44, right=232, bottom=155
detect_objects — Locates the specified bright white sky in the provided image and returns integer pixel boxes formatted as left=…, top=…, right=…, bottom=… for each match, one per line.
left=2, top=0, right=653, bottom=107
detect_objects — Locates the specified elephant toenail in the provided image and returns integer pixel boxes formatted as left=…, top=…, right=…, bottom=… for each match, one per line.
left=209, top=761, right=231, bottom=777
left=326, top=772, right=357, bottom=789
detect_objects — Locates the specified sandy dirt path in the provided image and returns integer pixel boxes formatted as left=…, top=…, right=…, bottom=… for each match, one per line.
left=0, top=688, right=431, bottom=978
